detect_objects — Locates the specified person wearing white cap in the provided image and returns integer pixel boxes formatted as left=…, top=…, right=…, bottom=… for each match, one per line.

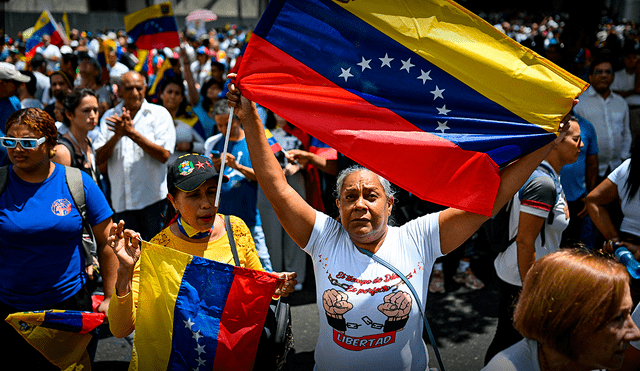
left=0, top=61, right=30, bottom=166
left=0, top=62, right=30, bottom=133
left=190, top=45, right=211, bottom=89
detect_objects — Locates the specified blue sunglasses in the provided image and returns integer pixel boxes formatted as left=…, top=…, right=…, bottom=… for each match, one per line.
left=0, top=137, right=47, bottom=149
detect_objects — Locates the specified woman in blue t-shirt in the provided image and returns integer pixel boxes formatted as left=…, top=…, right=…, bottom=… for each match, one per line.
left=0, top=108, right=118, bottom=369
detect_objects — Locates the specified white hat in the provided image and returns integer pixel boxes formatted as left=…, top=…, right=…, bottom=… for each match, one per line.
left=70, top=40, right=79, bottom=48
left=0, top=62, right=30, bottom=83
left=60, top=45, right=73, bottom=54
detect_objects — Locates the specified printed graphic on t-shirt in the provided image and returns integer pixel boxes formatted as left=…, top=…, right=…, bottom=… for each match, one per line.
left=51, top=199, right=72, bottom=216
left=319, top=254, right=425, bottom=352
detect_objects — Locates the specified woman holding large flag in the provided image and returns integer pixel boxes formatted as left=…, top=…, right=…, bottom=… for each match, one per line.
left=107, top=153, right=297, bottom=369
left=225, top=75, right=573, bottom=370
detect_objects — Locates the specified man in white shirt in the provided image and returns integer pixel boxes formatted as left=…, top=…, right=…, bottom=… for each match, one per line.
left=107, top=47, right=130, bottom=85
left=36, top=34, right=61, bottom=73
left=190, top=46, right=211, bottom=89
left=574, top=56, right=632, bottom=178
left=611, top=48, right=640, bottom=142
left=94, top=71, right=176, bottom=240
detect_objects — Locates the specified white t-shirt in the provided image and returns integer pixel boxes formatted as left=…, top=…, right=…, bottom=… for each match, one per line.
left=304, top=211, right=442, bottom=371
left=611, top=69, right=640, bottom=106
left=168, top=119, right=205, bottom=164
left=93, top=100, right=176, bottom=213
left=608, top=159, right=640, bottom=236
left=482, top=338, right=541, bottom=371
left=494, top=163, right=569, bottom=286
left=36, top=44, right=61, bottom=72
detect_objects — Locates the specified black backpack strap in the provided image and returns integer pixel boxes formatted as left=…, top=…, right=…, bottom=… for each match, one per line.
left=65, top=166, right=94, bottom=267
left=0, top=165, right=9, bottom=196
left=225, top=215, right=241, bottom=266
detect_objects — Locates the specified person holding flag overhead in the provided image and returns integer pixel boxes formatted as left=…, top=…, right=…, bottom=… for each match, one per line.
left=225, top=74, right=574, bottom=370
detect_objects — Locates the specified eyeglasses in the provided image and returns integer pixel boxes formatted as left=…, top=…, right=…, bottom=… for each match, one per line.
left=0, top=137, right=46, bottom=149
left=593, top=69, right=613, bottom=76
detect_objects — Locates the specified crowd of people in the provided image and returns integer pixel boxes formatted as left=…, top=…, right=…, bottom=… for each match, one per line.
left=0, top=8, right=639, bottom=371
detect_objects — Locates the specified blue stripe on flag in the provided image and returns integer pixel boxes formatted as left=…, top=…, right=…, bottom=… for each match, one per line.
left=253, top=0, right=553, bottom=164
left=42, top=311, right=83, bottom=333
left=167, top=256, right=235, bottom=370
left=26, top=23, right=56, bottom=51
left=127, top=16, right=178, bottom=42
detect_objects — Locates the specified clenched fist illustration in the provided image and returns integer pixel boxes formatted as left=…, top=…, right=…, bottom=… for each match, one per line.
left=323, top=289, right=354, bottom=319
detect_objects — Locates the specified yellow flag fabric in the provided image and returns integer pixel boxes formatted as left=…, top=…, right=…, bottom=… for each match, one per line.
left=335, top=0, right=587, bottom=132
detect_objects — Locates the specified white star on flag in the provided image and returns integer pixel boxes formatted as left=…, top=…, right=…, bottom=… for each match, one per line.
left=196, top=357, right=206, bottom=366
left=436, top=121, right=450, bottom=133
left=400, top=58, right=414, bottom=73
left=184, top=318, right=195, bottom=330
left=379, top=53, right=393, bottom=68
left=357, top=57, right=371, bottom=72
left=339, top=67, right=353, bottom=82
left=195, top=344, right=206, bottom=355
left=192, top=330, right=203, bottom=342
left=417, top=70, right=432, bottom=84
left=437, top=105, right=451, bottom=115
left=431, top=86, right=445, bottom=100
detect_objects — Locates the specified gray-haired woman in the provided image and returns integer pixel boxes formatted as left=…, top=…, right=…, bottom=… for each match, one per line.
left=226, top=73, right=573, bottom=371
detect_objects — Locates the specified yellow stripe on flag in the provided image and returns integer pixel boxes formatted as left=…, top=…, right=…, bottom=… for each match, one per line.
left=63, top=11, right=70, bottom=39
left=134, top=49, right=149, bottom=72
left=148, top=58, right=171, bottom=96
left=335, top=0, right=588, bottom=133
left=131, top=241, right=192, bottom=370
left=125, top=2, right=175, bottom=33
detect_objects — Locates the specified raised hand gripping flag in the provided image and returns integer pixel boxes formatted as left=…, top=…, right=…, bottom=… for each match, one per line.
left=124, top=2, right=180, bottom=50
left=236, top=0, right=588, bottom=216
left=25, top=11, right=69, bottom=61
left=131, top=241, right=278, bottom=371
left=5, top=310, right=105, bottom=370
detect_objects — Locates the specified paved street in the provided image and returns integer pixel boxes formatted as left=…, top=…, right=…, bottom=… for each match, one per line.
left=93, top=250, right=500, bottom=371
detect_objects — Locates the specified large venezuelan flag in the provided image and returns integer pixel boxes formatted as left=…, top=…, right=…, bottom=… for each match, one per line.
left=131, top=241, right=278, bottom=371
left=5, top=310, right=105, bottom=369
left=236, top=0, right=588, bottom=216
left=25, top=11, right=68, bottom=61
left=125, top=2, right=180, bottom=50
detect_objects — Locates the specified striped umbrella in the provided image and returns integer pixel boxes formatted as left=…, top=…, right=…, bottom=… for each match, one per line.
left=186, top=9, right=218, bottom=22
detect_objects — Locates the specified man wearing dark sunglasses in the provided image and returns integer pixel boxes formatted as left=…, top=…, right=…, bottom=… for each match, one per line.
left=574, top=54, right=632, bottom=180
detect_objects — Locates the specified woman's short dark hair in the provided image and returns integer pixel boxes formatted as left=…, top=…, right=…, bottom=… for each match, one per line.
left=62, top=88, right=97, bottom=127
left=157, top=76, right=189, bottom=118
left=513, top=248, right=629, bottom=361
left=5, top=108, right=57, bottom=148
left=200, top=78, right=224, bottom=112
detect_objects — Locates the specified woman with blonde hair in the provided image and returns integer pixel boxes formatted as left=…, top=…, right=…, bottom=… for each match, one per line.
left=484, top=248, right=640, bottom=371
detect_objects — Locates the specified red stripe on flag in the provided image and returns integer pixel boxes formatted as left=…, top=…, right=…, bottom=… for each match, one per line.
left=237, top=35, right=500, bottom=215
left=135, top=32, right=180, bottom=50
left=79, top=312, right=106, bottom=334
left=270, top=142, right=283, bottom=154
left=212, top=268, right=277, bottom=371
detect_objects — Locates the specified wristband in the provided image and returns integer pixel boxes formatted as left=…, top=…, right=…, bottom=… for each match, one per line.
left=326, top=314, right=347, bottom=331
left=383, top=317, right=409, bottom=332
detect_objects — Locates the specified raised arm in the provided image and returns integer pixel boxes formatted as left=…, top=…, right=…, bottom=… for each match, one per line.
left=438, top=113, right=574, bottom=255
left=226, top=76, right=316, bottom=249
left=585, top=178, right=620, bottom=242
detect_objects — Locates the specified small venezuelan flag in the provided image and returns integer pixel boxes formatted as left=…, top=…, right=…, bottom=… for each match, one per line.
left=125, top=2, right=180, bottom=50
left=25, top=11, right=68, bottom=61
left=131, top=241, right=278, bottom=371
left=5, top=310, right=105, bottom=370
left=265, top=129, right=283, bottom=154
